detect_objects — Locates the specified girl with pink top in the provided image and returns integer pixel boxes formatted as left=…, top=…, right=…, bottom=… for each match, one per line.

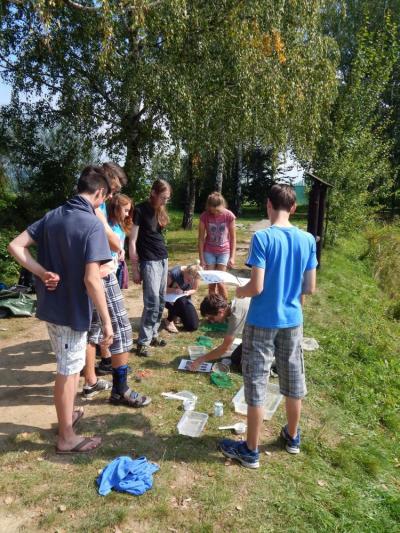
left=198, top=192, right=236, bottom=299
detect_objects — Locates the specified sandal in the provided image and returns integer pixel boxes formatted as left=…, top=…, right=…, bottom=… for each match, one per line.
left=109, top=388, right=152, bottom=408
left=55, top=436, right=102, bottom=455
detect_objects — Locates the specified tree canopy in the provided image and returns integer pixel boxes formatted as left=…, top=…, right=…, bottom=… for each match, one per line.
left=1, top=1, right=338, bottom=195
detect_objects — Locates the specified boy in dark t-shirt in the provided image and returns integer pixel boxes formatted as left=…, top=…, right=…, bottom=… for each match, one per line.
left=8, top=166, right=113, bottom=454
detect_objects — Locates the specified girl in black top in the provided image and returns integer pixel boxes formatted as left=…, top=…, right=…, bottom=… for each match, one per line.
left=129, top=179, right=171, bottom=357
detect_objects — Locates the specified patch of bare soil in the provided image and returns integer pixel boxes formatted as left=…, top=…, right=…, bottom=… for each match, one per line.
left=0, top=284, right=144, bottom=441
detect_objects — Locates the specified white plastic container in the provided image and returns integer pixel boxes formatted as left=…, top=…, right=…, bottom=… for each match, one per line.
left=232, top=382, right=283, bottom=420
left=188, top=345, right=207, bottom=360
left=177, top=411, right=208, bottom=437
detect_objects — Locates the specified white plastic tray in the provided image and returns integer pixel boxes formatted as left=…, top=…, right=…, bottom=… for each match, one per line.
left=232, top=382, right=283, bottom=420
left=177, top=411, right=208, bottom=437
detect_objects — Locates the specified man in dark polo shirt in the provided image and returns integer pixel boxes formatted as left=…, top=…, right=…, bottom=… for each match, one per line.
left=8, top=166, right=113, bottom=454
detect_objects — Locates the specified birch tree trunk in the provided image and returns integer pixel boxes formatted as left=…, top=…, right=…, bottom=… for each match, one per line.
left=232, top=144, right=243, bottom=216
left=215, top=147, right=224, bottom=192
left=182, top=154, right=197, bottom=229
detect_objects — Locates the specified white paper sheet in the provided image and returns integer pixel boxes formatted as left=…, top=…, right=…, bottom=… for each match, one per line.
left=199, top=270, right=249, bottom=286
left=178, top=359, right=213, bottom=373
left=164, top=292, right=186, bottom=303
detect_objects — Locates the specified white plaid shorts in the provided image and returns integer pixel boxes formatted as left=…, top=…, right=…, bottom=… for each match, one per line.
left=242, top=323, right=306, bottom=406
left=88, top=273, right=133, bottom=355
left=47, top=323, right=87, bottom=376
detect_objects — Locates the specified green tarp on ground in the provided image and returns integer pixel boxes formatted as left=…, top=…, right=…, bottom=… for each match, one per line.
left=0, top=290, right=37, bottom=318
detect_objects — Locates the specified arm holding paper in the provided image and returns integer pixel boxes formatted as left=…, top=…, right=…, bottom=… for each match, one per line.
left=235, top=266, right=264, bottom=299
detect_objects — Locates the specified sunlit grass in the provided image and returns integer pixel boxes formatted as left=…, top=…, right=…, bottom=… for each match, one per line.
left=0, top=215, right=399, bottom=532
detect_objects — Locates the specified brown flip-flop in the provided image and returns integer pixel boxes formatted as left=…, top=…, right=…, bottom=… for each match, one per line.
left=55, top=436, right=102, bottom=455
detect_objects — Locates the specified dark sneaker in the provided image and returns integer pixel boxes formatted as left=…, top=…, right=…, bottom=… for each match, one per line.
left=95, top=361, right=112, bottom=375
left=136, top=344, right=150, bottom=357
left=280, top=425, right=301, bottom=454
left=109, top=388, right=152, bottom=408
left=150, top=337, right=167, bottom=347
left=218, top=439, right=260, bottom=469
left=82, top=379, right=112, bottom=400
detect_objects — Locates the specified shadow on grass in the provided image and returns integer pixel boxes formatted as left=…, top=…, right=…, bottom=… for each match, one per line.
left=1, top=411, right=227, bottom=466
left=0, top=339, right=55, bottom=415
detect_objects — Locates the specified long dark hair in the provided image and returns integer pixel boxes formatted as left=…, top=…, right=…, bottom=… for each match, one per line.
left=149, top=179, right=171, bottom=228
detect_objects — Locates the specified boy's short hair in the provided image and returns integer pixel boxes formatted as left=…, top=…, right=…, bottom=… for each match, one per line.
left=200, top=294, right=228, bottom=317
left=268, top=184, right=296, bottom=212
left=102, top=162, right=128, bottom=186
left=77, top=165, right=111, bottom=196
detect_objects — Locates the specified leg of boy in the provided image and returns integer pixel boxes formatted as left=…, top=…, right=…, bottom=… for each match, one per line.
left=247, top=405, right=264, bottom=450
left=90, top=273, right=151, bottom=407
left=285, top=397, right=302, bottom=438
left=48, top=323, right=101, bottom=452
left=275, top=326, right=305, bottom=448
left=242, top=325, right=276, bottom=451
left=218, top=324, right=274, bottom=469
left=83, top=343, right=97, bottom=386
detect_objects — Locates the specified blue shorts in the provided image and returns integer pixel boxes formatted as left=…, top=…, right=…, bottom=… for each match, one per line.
left=204, top=251, right=229, bottom=266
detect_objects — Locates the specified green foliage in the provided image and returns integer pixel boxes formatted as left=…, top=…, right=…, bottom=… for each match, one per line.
left=0, top=106, right=97, bottom=224
left=1, top=1, right=338, bottom=195
left=0, top=228, right=19, bottom=285
left=363, top=222, right=400, bottom=301
left=315, top=7, right=400, bottom=242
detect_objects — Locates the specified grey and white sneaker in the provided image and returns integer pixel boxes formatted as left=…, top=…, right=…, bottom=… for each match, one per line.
left=82, top=379, right=112, bottom=400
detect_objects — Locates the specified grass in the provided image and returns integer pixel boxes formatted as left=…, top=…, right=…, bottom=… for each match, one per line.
left=0, top=214, right=399, bottom=532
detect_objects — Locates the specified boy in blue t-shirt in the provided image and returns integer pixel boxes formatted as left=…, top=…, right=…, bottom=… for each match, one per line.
left=219, top=184, right=317, bottom=468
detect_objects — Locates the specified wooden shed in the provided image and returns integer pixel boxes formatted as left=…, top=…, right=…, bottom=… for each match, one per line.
left=305, top=171, right=333, bottom=267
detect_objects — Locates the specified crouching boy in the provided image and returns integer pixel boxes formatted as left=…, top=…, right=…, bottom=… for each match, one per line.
left=218, top=184, right=317, bottom=468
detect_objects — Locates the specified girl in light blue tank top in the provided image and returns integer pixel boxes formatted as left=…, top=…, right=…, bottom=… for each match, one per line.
left=107, top=194, right=133, bottom=288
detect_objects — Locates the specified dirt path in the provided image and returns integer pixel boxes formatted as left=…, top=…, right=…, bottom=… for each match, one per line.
left=0, top=221, right=259, bottom=442
left=0, top=284, right=144, bottom=441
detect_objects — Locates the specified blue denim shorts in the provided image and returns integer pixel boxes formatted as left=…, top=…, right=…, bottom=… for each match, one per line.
left=203, top=251, right=230, bottom=266
left=242, top=324, right=306, bottom=405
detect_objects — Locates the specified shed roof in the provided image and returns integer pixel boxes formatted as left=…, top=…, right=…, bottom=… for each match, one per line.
left=304, top=171, right=333, bottom=188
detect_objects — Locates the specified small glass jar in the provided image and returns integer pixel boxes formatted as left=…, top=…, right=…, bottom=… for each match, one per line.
left=183, top=399, right=196, bottom=411
left=214, top=401, right=224, bottom=417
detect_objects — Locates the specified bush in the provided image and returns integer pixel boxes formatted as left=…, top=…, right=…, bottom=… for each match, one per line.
left=364, top=223, right=400, bottom=300
left=0, top=228, right=20, bottom=285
